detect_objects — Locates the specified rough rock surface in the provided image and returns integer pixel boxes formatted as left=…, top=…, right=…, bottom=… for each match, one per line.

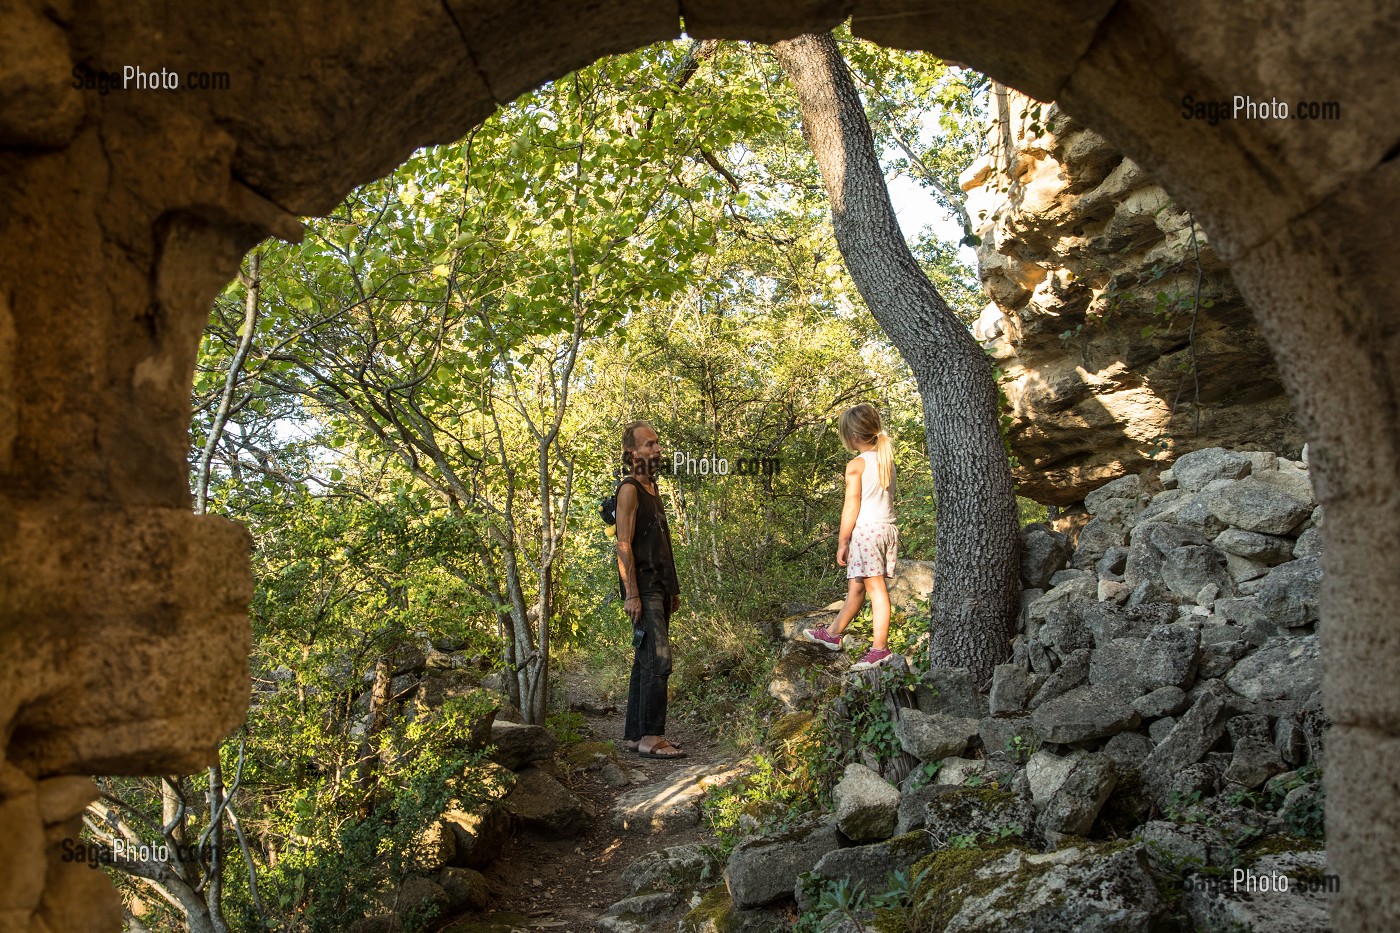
left=487, top=721, right=557, bottom=770
left=1224, top=636, right=1322, bottom=718
left=799, top=833, right=935, bottom=910
left=1031, top=683, right=1140, bottom=743
left=1026, top=750, right=1117, bottom=838
left=724, top=815, right=842, bottom=908
left=913, top=843, right=1164, bottom=931
left=893, top=708, right=979, bottom=762
left=768, top=641, right=851, bottom=712
left=678, top=887, right=775, bottom=933
left=1141, top=682, right=1235, bottom=802
left=903, top=786, right=1036, bottom=847
left=1181, top=850, right=1334, bottom=932
left=962, top=98, right=1301, bottom=504
left=596, top=891, right=682, bottom=933
left=1020, top=523, right=1073, bottom=588
left=916, top=667, right=990, bottom=720
left=436, top=866, right=490, bottom=910
left=621, top=843, right=720, bottom=896
left=613, top=762, right=742, bottom=835
left=833, top=763, right=901, bottom=841
left=502, top=766, right=595, bottom=838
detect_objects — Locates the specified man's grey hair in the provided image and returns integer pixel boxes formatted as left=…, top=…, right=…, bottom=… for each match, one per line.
left=621, top=419, right=654, bottom=464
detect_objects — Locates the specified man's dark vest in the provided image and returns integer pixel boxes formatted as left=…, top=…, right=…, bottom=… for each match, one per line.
left=617, top=476, right=679, bottom=598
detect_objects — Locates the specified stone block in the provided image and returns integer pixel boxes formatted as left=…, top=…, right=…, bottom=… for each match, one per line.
left=1032, top=683, right=1141, bottom=744
left=1208, top=478, right=1312, bottom=535
left=724, top=814, right=841, bottom=908
left=1224, top=635, right=1321, bottom=719
left=833, top=763, right=900, bottom=841
left=1136, top=622, right=1201, bottom=691
left=1172, top=448, right=1253, bottom=491
left=989, top=663, right=1029, bottom=716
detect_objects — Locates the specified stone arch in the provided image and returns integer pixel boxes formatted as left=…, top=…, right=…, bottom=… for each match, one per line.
left=1, top=1, right=1396, bottom=928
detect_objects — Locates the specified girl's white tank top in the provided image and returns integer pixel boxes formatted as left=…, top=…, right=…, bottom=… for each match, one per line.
left=855, top=450, right=896, bottom=526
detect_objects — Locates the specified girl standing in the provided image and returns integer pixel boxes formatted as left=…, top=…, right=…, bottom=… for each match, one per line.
left=803, top=404, right=899, bottom=670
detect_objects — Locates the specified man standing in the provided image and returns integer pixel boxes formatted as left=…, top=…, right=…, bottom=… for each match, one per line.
left=615, top=420, right=685, bottom=759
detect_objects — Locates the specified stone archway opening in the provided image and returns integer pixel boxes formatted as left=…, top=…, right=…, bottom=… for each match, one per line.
left=2, top=2, right=1397, bottom=929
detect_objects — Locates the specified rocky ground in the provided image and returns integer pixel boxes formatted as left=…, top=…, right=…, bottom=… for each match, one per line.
left=717, top=445, right=1333, bottom=932
left=347, top=680, right=751, bottom=933
left=458, top=704, right=737, bottom=933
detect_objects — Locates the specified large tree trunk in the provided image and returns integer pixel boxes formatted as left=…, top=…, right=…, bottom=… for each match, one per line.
left=772, top=33, right=1020, bottom=685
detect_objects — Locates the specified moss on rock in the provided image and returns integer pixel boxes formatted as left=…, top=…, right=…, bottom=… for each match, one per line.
left=558, top=740, right=616, bottom=770
left=768, top=711, right=818, bottom=746
left=1240, top=832, right=1326, bottom=862
left=909, top=839, right=1155, bottom=931
left=678, top=885, right=740, bottom=933
left=909, top=844, right=1034, bottom=930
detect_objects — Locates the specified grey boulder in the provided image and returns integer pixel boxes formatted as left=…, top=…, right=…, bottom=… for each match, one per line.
left=1021, top=523, right=1073, bottom=589
left=833, top=763, right=900, bottom=842
left=1213, top=528, right=1294, bottom=565
left=894, top=708, right=979, bottom=763
left=1208, top=478, right=1313, bottom=535
left=1032, top=683, right=1141, bottom=744
left=1224, top=635, right=1322, bottom=718
left=724, top=814, right=841, bottom=908
left=1136, top=623, right=1201, bottom=691
left=1171, top=447, right=1252, bottom=492
left=1140, top=681, right=1235, bottom=802
left=1254, top=557, right=1322, bottom=628
left=923, top=843, right=1163, bottom=932
left=1026, top=750, right=1117, bottom=838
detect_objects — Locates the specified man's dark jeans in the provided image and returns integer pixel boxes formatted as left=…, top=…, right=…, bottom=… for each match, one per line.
left=624, top=593, right=673, bottom=741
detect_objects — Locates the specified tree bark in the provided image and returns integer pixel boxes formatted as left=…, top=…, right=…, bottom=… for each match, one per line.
left=357, top=656, right=392, bottom=806
left=772, top=33, right=1020, bottom=684
left=196, top=248, right=260, bottom=514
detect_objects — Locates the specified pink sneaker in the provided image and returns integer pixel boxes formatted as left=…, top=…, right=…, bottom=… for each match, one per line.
left=850, top=648, right=893, bottom=671
left=801, top=627, right=843, bottom=651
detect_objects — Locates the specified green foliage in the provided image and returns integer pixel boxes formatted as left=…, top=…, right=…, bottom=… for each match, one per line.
left=546, top=709, right=587, bottom=746
left=819, top=665, right=924, bottom=783
left=947, top=822, right=1025, bottom=850
left=170, top=31, right=1002, bottom=933
left=1163, top=790, right=1206, bottom=823
left=701, top=751, right=815, bottom=858
left=795, top=866, right=928, bottom=933
left=1266, top=762, right=1326, bottom=839
left=1003, top=732, right=1038, bottom=765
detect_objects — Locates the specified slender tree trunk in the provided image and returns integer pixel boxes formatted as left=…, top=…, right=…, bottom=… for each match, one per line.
left=357, top=656, right=392, bottom=806
left=772, top=33, right=1020, bottom=684
left=206, top=762, right=230, bottom=933
left=196, top=248, right=260, bottom=513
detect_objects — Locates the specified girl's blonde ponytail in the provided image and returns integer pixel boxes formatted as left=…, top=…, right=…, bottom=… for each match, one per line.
left=874, top=429, right=895, bottom=492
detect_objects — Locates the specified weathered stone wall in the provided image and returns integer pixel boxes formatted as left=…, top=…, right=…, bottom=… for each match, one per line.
left=962, top=90, right=1303, bottom=505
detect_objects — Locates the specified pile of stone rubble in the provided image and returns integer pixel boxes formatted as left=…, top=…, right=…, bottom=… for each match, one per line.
left=648, top=447, right=1332, bottom=933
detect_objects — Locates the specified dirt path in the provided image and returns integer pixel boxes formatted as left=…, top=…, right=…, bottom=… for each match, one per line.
left=437, top=698, right=731, bottom=933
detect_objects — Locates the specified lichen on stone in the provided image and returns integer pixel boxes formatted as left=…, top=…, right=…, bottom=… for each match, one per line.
left=678, top=885, right=734, bottom=933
